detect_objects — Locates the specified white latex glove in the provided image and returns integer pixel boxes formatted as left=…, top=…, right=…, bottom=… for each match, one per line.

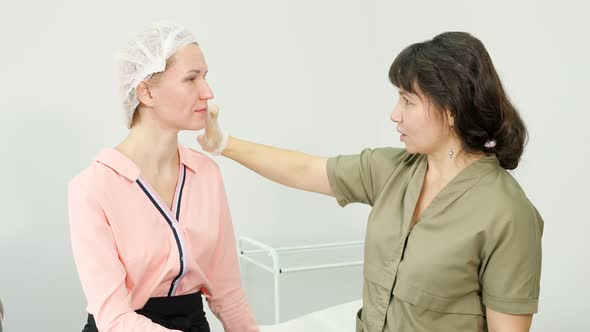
left=197, top=104, right=228, bottom=156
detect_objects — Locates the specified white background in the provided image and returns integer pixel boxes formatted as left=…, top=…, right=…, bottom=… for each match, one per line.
left=0, top=0, right=588, bottom=331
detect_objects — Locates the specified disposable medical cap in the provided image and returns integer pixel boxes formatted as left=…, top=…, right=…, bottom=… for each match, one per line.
left=117, top=21, right=197, bottom=128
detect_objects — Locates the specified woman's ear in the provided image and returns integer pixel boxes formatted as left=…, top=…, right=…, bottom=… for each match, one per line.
left=136, top=81, right=156, bottom=108
left=445, top=110, right=455, bottom=128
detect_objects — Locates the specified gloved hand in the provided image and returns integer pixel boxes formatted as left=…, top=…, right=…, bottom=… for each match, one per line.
left=197, top=104, right=229, bottom=156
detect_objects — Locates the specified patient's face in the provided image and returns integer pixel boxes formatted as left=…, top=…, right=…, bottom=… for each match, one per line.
left=148, top=44, right=214, bottom=131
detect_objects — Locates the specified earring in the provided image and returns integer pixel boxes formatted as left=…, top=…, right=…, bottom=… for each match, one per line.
left=449, top=123, right=455, bottom=158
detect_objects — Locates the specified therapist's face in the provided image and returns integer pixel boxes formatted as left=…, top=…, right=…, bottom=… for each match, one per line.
left=135, top=43, right=214, bottom=131
left=390, top=85, right=452, bottom=155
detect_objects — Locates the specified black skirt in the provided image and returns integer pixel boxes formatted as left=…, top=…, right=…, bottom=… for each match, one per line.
left=82, top=292, right=210, bottom=332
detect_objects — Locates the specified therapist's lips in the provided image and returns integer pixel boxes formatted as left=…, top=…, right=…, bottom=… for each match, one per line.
left=194, top=107, right=207, bottom=113
left=397, top=129, right=407, bottom=142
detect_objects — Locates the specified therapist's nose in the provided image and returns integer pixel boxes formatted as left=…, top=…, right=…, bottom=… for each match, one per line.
left=390, top=103, right=402, bottom=123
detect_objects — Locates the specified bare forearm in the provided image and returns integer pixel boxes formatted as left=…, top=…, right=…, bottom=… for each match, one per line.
left=486, top=308, right=532, bottom=332
left=221, top=136, right=333, bottom=196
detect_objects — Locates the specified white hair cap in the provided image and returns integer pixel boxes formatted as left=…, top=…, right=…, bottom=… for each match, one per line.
left=117, top=21, right=197, bottom=128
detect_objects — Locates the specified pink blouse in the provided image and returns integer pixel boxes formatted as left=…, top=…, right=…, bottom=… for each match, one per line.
left=67, top=145, right=258, bottom=332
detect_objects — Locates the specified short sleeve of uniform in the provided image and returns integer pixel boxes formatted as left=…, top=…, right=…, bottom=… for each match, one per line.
left=480, top=204, right=544, bottom=314
left=326, top=147, right=408, bottom=207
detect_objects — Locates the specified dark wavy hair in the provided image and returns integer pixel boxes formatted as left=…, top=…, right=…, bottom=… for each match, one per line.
left=389, top=32, right=527, bottom=170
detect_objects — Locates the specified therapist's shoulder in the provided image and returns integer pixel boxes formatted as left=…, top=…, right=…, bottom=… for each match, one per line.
left=478, top=166, right=544, bottom=231
left=360, top=147, right=419, bottom=169
left=481, top=167, right=529, bottom=204
left=376, top=146, right=418, bottom=163
left=329, top=147, right=418, bottom=179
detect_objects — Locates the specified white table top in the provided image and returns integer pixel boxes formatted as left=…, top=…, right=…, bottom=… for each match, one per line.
left=260, top=299, right=361, bottom=332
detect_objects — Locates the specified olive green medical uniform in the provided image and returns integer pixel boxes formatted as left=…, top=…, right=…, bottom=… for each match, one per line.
left=326, top=148, right=543, bottom=332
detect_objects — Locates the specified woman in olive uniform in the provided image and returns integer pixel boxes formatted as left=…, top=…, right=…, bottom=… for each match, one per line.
left=199, top=32, right=542, bottom=332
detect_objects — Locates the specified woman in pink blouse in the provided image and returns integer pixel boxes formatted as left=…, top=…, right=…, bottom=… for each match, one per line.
left=67, top=22, right=258, bottom=332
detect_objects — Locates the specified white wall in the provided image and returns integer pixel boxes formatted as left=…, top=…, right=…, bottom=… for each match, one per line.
left=0, top=0, right=588, bottom=331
